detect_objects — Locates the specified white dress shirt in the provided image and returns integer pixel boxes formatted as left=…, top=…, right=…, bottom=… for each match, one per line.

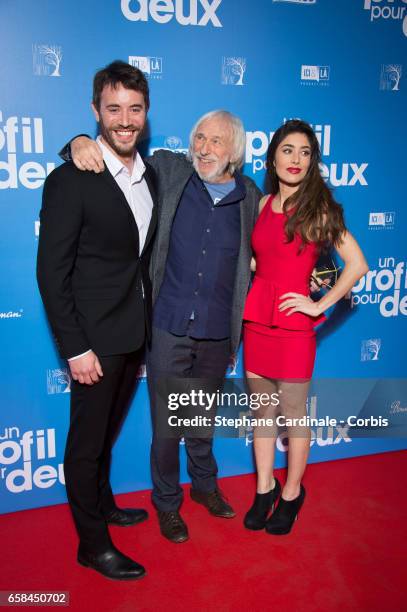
left=97, top=136, right=153, bottom=254
left=69, top=137, right=153, bottom=362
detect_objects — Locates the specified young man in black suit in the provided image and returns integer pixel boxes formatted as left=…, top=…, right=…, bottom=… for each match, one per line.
left=37, top=61, right=157, bottom=580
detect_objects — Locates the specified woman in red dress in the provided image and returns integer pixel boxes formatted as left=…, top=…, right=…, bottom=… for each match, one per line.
left=243, top=120, right=368, bottom=535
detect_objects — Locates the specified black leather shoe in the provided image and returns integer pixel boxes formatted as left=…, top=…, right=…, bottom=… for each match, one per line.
left=244, top=477, right=281, bottom=530
left=105, top=507, right=148, bottom=527
left=77, top=544, right=146, bottom=580
left=157, top=510, right=189, bottom=543
left=190, top=488, right=236, bottom=518
left=265, top=484, right=306, bottom=535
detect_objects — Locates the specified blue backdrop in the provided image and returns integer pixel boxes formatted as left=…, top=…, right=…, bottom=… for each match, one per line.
left=1, top=0, right=406, bottom=514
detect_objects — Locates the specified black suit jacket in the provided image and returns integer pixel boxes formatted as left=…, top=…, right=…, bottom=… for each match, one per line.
left=37, top=161, right=157, bottom=359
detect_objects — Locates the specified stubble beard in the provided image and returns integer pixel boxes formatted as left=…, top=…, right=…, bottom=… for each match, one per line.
left=100, top=122, right=139, bottom=158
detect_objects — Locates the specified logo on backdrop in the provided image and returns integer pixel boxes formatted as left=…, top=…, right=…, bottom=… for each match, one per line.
left=246, top=120, right=369, bottom=186
left=363, top=1, right=407, bottom=37
left=380, top=64, right=402, bottom=90
left=46, top=368, right=71, bottom=395
left=350, top=257, right=407, bottom=317
left=227, top=355, right=239, bottom=377
left=32, top=44, right=62, bottom=77
left=390, top=400, right=407, bottom=414
left=0, top=112, right=55, bottom=190
left=129, top=56, right=163, bottom=79
left=164, top=136, right=183, bottom=149
left=361, top=338, right=382, bottom=361
left=272, top=0, right=316, bottom=4
left=221, top=57, right=247, bottom=86
left=306, top=395, right=351, bottom=449
left=369, top=212, right=395, bottom=229
left=0, top=426, right=64, bottom=494
left=149, top=136, right=188, bottom=155
left=0, top=309, right=23, bottom=320
left=121, top=0, right=223, bottom=27
left=301, top=65, right=330, bottom=86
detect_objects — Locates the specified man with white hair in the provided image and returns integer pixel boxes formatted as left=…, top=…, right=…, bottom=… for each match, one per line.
left=63, top=109, right=262, bottom=543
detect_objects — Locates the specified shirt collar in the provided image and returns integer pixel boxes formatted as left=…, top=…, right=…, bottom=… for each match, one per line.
left=192, top=169, right=246, bottom=204
left=97, top=136, right=146, bottom=183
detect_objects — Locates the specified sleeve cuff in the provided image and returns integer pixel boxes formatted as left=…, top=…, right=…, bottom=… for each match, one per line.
left=68, top=349, right=92, bottom=361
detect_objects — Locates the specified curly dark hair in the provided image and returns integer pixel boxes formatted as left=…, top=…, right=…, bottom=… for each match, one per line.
left=266, top=119, right=346, bottom=249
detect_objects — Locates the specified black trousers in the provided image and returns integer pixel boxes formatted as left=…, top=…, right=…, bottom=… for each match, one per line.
left=64, top=349, right=142, bottom=552
left=146, top=326, right=231, bottom=512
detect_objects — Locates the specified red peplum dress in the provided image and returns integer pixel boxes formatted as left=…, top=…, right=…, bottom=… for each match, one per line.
left=243, top=195, right=326, bottom=380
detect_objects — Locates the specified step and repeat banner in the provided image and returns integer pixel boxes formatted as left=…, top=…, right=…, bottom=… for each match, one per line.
left=1, top=0, right=406, bottom=514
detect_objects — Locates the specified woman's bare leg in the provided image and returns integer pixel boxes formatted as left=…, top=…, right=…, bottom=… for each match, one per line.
left=246, top=371, right=279, bottom=493
left=278, top=380, right=311, bottom=500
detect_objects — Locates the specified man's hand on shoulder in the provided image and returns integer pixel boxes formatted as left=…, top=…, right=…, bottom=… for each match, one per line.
left=72, top=136, right=104, bottom=173
left=68, top=350, right=104, bottom=385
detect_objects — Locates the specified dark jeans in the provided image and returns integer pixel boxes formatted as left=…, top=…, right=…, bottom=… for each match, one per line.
left=146, top=326, right=231, bottom=512
left=64, top=350, right=142, bottom=552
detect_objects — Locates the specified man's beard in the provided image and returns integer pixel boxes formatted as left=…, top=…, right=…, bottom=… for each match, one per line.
left=100, top=122, right=139, bottom=157
left=192, top=153, right=231, bottom=183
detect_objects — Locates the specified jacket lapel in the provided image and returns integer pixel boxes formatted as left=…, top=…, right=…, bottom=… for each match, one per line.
left=99, top=166, right=140, bottom=249
left=141, top=162, right=158, bottom=256
left=100, top=162, right=159, bottom=257
left=151, top=164, right=194, bottom=301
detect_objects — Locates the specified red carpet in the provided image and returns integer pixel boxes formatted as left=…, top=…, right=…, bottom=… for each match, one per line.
left=1, top=451, right=405, bottom=612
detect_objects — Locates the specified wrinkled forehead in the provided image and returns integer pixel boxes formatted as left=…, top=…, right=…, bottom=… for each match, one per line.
left=195, top=117, right=233, bottom=143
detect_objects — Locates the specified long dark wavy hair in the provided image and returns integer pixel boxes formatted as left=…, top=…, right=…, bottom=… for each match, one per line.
left=267, top=119, right=346, bottom=249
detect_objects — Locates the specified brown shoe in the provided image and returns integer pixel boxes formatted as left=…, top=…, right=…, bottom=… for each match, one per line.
left=157, top=510, right=189, bottom=543
left=190, top=488, right=236, bottom=518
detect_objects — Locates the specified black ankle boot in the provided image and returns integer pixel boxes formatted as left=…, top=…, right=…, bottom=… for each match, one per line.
left=265, top=484, right=306, bottom=535
left=244, top=478, right=281, bottom=530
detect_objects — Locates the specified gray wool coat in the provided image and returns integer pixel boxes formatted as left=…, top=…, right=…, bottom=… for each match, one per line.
left=147, top=149, right=262, bottom=355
